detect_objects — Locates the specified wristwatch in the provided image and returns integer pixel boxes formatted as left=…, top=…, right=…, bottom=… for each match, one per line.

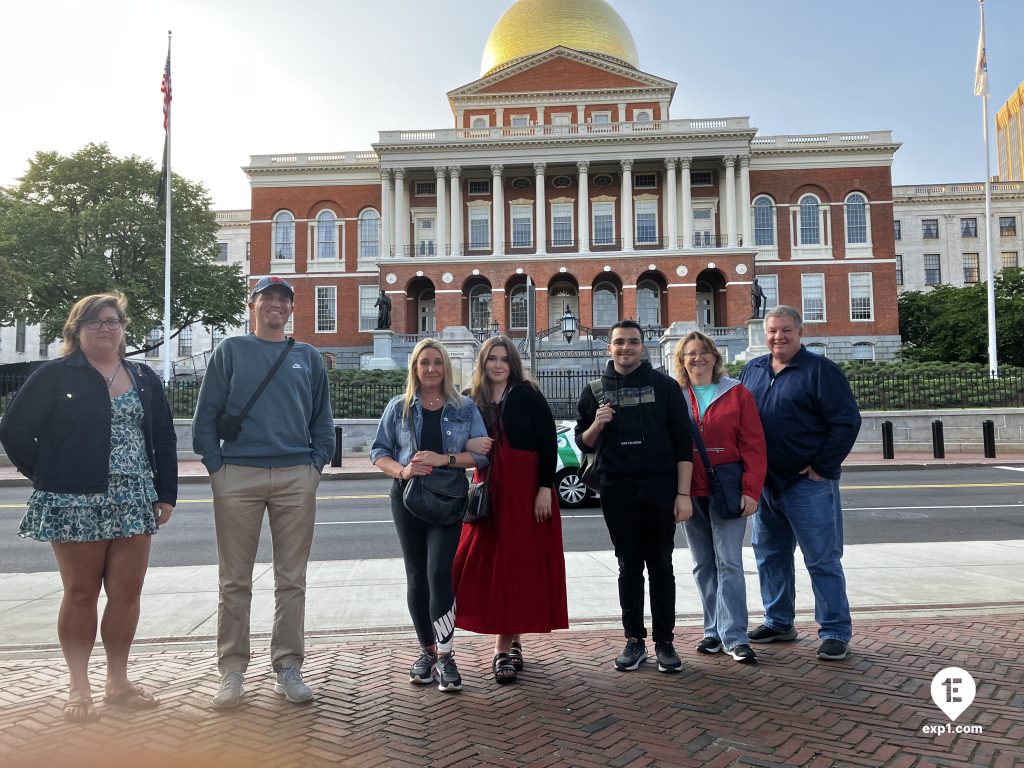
left=447, top=454, right=456, bottom=466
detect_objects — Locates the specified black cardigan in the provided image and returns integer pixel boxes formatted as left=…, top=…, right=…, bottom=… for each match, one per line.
left=0, top=351, right=178, bottom=505
left=493, top=384, right=558, bottom=489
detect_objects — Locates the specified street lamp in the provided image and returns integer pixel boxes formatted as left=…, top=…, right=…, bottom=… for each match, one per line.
left=490, top=318, right=500, bottom=337
left=644, top=323, right=660, bottom=342
left=560, top=304, right=578, bottom=344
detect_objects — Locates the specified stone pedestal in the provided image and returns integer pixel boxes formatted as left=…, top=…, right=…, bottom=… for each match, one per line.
left=734, top=318, right=768, bottom=362
left=366, top=329, right=398, bottom=370
left=439, top=326, right=479, bottom=389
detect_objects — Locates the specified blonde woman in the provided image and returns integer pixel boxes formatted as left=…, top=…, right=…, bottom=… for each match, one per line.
left=370, top=339, right=491, bottom=692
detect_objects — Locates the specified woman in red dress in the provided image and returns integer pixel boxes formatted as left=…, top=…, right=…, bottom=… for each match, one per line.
left=452, top=336, right=568, bottom=684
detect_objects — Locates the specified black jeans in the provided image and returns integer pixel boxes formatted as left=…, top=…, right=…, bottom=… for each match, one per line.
left=390, top=481, right=461, bottom=651
left=599, top=476, right=677, bottom=643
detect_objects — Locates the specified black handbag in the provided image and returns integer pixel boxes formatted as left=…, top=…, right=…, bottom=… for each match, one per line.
left=401, top=413, right=469, bottom=526
left=217, top=338, right=295, bottom=441
left=464, top=396, right=505, bottom=524
left=686, top=389, right=745, bottom=519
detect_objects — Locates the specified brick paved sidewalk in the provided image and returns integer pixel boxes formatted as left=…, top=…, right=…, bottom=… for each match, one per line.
left=1, top=615, right=1021, bottom=768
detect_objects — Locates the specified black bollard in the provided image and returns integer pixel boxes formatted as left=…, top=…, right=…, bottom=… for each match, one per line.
left=331, top=425, right=344, bottom=467
left=931, top=419, right=945, bottom=459
left=982, top=420, right=996, bottom=459
left=881, top=420, right=894, bottom=460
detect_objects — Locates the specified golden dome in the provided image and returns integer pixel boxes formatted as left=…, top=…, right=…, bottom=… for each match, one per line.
left=481, top=0, right=639, bottom=77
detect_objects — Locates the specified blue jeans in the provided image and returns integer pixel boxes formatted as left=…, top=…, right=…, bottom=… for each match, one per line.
left=683, top=497, right=751, bottom=650
left=752, top=476, right=852, bottom=642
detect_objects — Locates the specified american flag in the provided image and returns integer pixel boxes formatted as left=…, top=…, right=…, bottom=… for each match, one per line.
left=161, top=47, right=172, bottom=130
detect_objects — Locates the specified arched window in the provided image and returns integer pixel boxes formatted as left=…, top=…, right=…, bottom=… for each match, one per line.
left=752, top=195, right=776, bottom=247
left=592, top=282, right=618, bottom=327
left=851, top=342, right=875, bottom=361
left=637, top=280, right=660, bottom=327
left=471, top=116, right=487, bottom=129
left=316, top=210, right=337, bottom=260
left=469, top=284, right=492, bottom=331
left=509, top=285, right=528, bottom=329
left=272, top=211, right=294, bottom=259
left=844, top=192, right=868, bottom=245
left=806, top=342, right=828, bottom=357
left=799, top=195, right=820, bottom=246
left=634, top=110, right=652, bottom=122
left=359, top=209, right=380, bottom=262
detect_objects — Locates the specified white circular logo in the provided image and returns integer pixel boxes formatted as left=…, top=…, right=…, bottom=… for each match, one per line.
left=385, top=273, right=397, bottom=284
left=736, top=264, right=748, bottom=275
left=442, top=272, right=454, bottom=284
left=675, top=266, right=688, bottom=277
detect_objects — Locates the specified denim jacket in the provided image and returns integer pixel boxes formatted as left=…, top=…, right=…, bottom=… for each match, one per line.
left=370, top=393, right=489, bottom=468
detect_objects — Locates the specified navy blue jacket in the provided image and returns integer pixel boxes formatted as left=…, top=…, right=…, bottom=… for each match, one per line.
left=739, top=346, right=860, bottom=488
left=0, top=352, right=178, bottom=504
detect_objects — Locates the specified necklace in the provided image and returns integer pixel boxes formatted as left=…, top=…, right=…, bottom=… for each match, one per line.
left=423, top=393, right=443, bottom=408
left=103, top=361, right=122, bottom=389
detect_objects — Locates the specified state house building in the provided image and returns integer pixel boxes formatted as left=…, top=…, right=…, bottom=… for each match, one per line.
left=244, top=0, right=901, bottom=366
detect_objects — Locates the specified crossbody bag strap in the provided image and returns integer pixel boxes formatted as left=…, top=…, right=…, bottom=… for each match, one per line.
left=588, top=378, right=604, bottom=452
left=685, top=385, right=715, bottom=480
left=236, top=337, right=296, bottom=423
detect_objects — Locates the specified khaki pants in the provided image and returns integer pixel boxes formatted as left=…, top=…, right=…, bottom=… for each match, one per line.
left=211, top=463, right=320, bottom=674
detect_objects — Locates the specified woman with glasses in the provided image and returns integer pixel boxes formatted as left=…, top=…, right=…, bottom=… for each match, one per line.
left=674, top=331, right=766, bottom=664
left=0, top=293, right=177, bottom=721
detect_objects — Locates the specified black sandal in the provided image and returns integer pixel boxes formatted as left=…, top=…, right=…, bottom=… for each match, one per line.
left=509, top=642, right=524, bottom=671
left=492, top=653, right=517, bottom=684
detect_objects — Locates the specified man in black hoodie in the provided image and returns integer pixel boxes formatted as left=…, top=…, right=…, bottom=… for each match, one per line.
left=576, top=320, right=693, bottom=673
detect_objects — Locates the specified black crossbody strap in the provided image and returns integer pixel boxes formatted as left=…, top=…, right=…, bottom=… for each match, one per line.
left=237, top=337, right=296, bottom=423
left=684, top=387, right=715, bottom=480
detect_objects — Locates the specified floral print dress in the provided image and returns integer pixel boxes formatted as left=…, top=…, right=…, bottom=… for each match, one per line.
left=19, top=388, right=159, bottom=542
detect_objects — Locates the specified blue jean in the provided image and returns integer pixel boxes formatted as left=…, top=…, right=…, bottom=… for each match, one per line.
left=682, top=497, right=750, bottom=650
left=752, top=476, right=852, bottom=642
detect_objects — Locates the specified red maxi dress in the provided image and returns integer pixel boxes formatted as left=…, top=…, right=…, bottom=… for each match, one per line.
left=452, top=425, right=569, bottom=635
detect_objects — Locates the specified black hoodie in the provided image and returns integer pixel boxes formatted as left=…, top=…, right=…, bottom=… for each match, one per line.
left=574, top=359, right=692, bottom=483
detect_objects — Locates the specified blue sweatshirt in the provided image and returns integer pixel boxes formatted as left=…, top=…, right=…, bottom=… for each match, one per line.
left=193, top=335, right=335, bottom=472
left=739, top=346, right=861, bottom=488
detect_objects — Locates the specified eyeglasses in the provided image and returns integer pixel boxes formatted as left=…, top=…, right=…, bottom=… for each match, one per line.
left=611, top=338, right=644, bottom=347
left=683, top=351, right=712, bottom=359
left=84, top=319, right=124, bottom=331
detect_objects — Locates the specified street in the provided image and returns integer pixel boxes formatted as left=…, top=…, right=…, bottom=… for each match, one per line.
left=1, top=465, right=1023, bottom=573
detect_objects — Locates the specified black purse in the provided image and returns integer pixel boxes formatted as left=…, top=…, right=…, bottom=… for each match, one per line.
left=686, top=388, right=745, bottom=520
left=464, top=397, right=505, bottom=524
left=217, top=338, right=295, bottom=441
left=401, top=412, right=469, bottom=526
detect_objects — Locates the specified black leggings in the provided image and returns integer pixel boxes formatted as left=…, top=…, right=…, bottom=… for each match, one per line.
left=390, top=481, right=461, bottom=652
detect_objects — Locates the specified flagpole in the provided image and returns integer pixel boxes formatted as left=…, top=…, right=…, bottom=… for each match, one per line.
left=977, top=1, right=998, bottom=377
left=162, top=30, right=173, bottom=383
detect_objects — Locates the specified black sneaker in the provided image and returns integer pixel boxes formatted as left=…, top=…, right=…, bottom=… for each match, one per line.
left=728, top=644, right=758, bottom=664
left=748, top=624, right=798, bottom=644
left=695, top=637, right=723, bottom=655
left=434, top=652, right=463, bottom=692
left=654, top=642, right=682, bottom=673
left=817, top=639, right=851, bottom=661
left=614, top=638, right=648, bottom=671
left=409, top=649, right=437, bottom=684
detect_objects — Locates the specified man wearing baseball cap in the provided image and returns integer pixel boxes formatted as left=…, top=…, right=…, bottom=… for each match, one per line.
left=193, top=276, right=335, bottom=708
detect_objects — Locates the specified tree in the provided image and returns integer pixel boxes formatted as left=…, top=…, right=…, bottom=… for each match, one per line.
left=0, top=143, right=247, bottom=351
left=898, top=269, right=1024, bottom=367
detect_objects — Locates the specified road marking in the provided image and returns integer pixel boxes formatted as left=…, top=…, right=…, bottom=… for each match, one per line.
left=846, top=504, right=1024, bottom=511
left=316, top=513, right=606, bottom=526
left=996, top=466, right=1024, bottom=473
left=842, top=482, right=1024, bottom=490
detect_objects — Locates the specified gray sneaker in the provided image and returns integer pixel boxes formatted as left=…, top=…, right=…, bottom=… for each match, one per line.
left=274, top=667, right=314, bottom=703
left=212, top=672, right=245, bottom=709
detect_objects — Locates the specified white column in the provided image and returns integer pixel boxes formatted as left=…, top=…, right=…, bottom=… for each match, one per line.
left=664, top=158, right=677, bottom=248
left=576, top=105, right=586, bottom=125
left=394, top=168, right=407, bottom=256
left=577, top=160, right=590, bottom=253
left=455, top=109, right=464, bottom=130
left=739, top=155, right=751, bottom=248
left=680, top=157, right=692, bottom=248
left=724, top=156, right=736, bottom=247
left=491, top=164, right=504, bottom=255
left=434, top=166, right=447, bottom=256
left=380, top=170, right=392, bottom=257
left=617, top=102, right=627, bottom=123
left=449, top=167, right=462, bottom=257
left=536, top=105, right=545, bottom=126
left=660, top=101, right=669, bottom=120
left=620, top=159, right=633, bottom=251
left=534, top=162, right=547, bottom=254
left=495, top=107, right=504, bottom=128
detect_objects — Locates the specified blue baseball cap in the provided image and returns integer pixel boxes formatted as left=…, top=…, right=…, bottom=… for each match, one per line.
left=250, top=275, right=294, bottom=301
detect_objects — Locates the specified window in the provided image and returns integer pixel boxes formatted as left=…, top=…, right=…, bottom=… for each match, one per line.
left=851, top=342, right=875, bottom=361
left=414, top=181, right=436, bottom=196
left=177, top=325, right=192, bottom=356
left=469, top=285, right=492, bottom=331
left=145, top=329, right=161, bottom=358
left=593, top=282, right=618, bottom=327
left=245, top=241, right=250, bottom=261
left=799, top=195, right=820, bottom=245
left=215, top=242, right=228, bottom=262
left=894, top=220, right=901, bottom=241
left=690, top=171, right=713, bottom=186
left=210, top=326, right=225, bottom=349
left=801, top=273, right=825, bottom=321
left=635, top=200, right=658, bottom=244
left=634, top=110, right=652, bottom=122
left=637, top=280, right=660, bottom=326
left=511, top=177, right=531, bottom=191
left=896, top=255, right=904, bottom=286
left=922, top=219, right=939, bottom=239
left=469, top=206, right=491, bottom=250
left=13, top=320, right=24, bottom=353
left=511, top=205, right=533, bottom=248
left=414, top=216, right=435, bottom=256
left=757, top=275, right=779, bottom=311
left=844, top=193, right=867, bottom=244
left=509, top=285, right=528, bottom=329
left=510, top=115, right=529, bottom=127
left=593, top=174, right=613, bottom=188
left=359, top=209, right=380, bottom=264
left=961, top=218, right=978, bottom=238
left=963, top=253, right=980, bottom=283
left=849, top=273, right=873, bottom=321
left=551, top=203, right=573, bottom=247
left=316, top=210, right=337, bottom=260
left=634, top=173, right=657, bottom=189
left=272, top=211, right=294, bottom=259
left=1000, top=216, right=1017, bottom=236
left=38, top=324, right=49, bottom=357
left=467, top=179, right=490, bottom=195
left=358, top=285, right=378, bottom=332
left=316, top=286, right=337, bottom=332
left=471, top=116, right=488, bottom=129
left=752, top=196, right=776, bottom=246
left=924, top=254, right=942, bottom=285
left=551, top=175, right=573, bottom=189
left=1002, top=251, right=1019, bottom=269
left=593, top=202, right=615, bottom=245
left=806, top=343, right=828, bottom=357
left=591, top=111, right=611, bottom=124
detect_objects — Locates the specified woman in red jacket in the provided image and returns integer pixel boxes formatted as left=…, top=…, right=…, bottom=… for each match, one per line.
left=675, top=331, right=766, bottom=664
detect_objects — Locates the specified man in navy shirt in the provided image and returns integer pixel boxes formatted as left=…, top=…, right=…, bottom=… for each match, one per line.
left=739, top=305, right=860, bottom=661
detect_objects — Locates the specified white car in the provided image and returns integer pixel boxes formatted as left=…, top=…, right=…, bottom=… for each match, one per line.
left=554, top=421, right=597, bottom=509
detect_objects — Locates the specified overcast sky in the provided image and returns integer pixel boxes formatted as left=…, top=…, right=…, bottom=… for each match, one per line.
left=2, top=0, right=1020, bottom=210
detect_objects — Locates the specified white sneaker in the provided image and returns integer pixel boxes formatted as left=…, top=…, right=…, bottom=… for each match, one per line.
left=274, top=667, right=314, bottom=703
left=212, top=672, right=245, bottom=709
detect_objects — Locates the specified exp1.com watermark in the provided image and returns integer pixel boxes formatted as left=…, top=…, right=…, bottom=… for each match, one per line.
left=922, top=667, right=983, bottom=736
